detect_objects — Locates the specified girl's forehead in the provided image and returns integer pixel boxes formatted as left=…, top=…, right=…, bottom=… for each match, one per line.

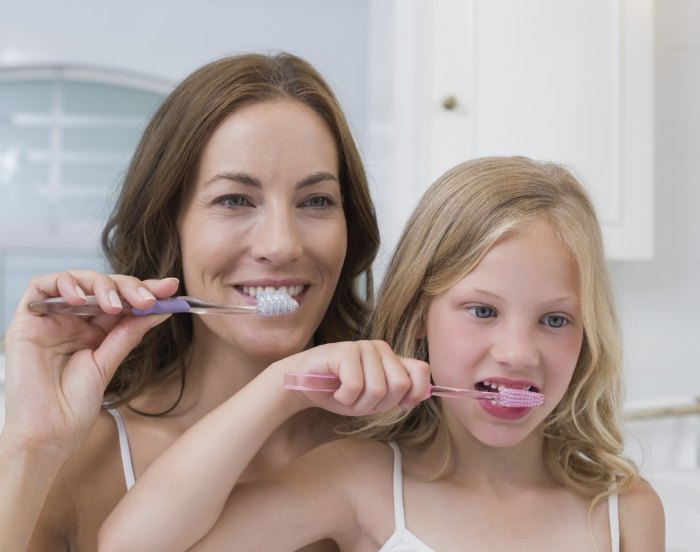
left=448, top=225, right=578, bottom=291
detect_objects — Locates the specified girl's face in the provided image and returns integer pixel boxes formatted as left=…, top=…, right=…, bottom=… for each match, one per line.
left=178, top=99, right=346, bottom=363
left=425, top=220, right=584, bottom=447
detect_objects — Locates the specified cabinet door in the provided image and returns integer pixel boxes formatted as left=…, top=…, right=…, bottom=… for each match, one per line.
left=371, top=0, right=654, bottom=260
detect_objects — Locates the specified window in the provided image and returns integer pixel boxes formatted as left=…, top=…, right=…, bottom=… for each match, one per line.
left=0, top=66, right=169, bottom=333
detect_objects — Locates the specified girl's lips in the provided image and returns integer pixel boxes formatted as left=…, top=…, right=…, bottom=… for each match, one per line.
left=479, top=398, right=534, bottom=420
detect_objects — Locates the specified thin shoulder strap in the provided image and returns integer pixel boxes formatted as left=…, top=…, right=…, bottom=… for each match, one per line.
left=106, top=408, right=136, bottom=490
left=387, top=441, right=406, bottom=530
left=608, top=492, right=620, bottom=552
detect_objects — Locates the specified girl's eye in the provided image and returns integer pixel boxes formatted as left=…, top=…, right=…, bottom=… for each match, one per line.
left=303, top=195, right=334, bottom=209
left=542, top=315, right=568, bottom=328
left=467, top=305, right=496, bottom=319
left=217, top=195, right=251, bottom=208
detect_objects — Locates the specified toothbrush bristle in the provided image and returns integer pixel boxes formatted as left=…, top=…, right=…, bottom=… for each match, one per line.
left=497, top=388, right=545, bottom=408
left=255, top=291, right=299, bottom=316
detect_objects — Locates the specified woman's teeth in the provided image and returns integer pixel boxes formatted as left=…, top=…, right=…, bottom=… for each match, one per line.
left=241, top=285, right=304, bottom=298
left=482, top=380, right=534, bottom=392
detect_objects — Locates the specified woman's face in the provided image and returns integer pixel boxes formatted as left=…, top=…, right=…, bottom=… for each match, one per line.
left=178, top=99, right=346, bottom=363
left=425, top=220, right=584, bottom=448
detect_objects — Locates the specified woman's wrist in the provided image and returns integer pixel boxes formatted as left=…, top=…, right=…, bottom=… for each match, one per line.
left=0, top=430, right=71, bottom=474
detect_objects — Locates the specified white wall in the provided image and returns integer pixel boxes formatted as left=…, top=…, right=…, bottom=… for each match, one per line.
left=0, top=0, right=369, bottom=140
left=0, top=356, right=4, bottom=428
left=610, top=0, right=700, bottom=403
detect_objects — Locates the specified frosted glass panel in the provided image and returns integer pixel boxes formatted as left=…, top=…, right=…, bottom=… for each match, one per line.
left=0, top=70, right=165, bottom=244
left=0, top=67, right=168, bottom=334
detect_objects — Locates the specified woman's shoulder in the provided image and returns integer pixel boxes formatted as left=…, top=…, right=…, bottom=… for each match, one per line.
left=307, top=437, right=394, bottom=465
left=61, top=409, right=125, bottom=480
left=51, top=409, right=128, bottom=510
left=279, top=437, right=395, bottom=490
left=618, top=477, right=665, bottom=550
left=29, top=410, right=128, bottom=549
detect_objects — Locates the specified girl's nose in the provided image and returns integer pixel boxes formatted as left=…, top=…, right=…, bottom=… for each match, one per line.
left=250, top=206, right=304, bottom=265
left=490, top=322, right=539, bottom=370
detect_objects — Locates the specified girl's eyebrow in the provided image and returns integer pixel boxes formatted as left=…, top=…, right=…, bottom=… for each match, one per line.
left=202, top=171, right=339, bottom=189
left=464, top=288, right=579, bottom=306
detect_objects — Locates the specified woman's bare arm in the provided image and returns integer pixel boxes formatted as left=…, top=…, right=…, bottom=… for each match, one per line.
left=0, top=272, right=176, bottom=551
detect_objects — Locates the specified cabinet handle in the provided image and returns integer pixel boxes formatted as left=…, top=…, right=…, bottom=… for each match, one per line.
left=442, top=95, right=458, bottom=110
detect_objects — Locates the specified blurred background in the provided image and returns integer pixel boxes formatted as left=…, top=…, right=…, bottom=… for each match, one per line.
left=0, top=1, right=697, bottom=548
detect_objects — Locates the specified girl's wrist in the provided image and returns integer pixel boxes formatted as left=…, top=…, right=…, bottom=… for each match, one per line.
left=260, top=357, right=313, bottom=416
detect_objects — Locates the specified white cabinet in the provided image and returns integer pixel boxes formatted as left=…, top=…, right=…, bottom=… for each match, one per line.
left=368, top=0, right=654, bottom=260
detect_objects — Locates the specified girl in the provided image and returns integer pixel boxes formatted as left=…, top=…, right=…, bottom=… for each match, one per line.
left=0, top=52, right=380, bottom=552
left=100, top=156, right=664, bottom=551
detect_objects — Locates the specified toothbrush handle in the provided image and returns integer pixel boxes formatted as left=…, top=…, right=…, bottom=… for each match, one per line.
left=283, top=372, right=499, bottom=401
left=28, top=296, right=192, bottom=316
left=283, top=372, right=341, bottom=392
left=283, top=373, right=545, bottom=408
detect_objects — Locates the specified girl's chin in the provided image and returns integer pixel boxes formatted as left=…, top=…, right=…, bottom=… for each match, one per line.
left=465, top=424, right=539, bottom=449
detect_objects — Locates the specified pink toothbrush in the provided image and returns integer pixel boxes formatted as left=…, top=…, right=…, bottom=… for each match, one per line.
left=283, top=372, right=545, bottom=408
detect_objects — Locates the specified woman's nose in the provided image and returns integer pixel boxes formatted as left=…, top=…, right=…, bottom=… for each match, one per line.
left=250, top=206, right=304, bottom=265
left=490, top=322, right=539, bottom=370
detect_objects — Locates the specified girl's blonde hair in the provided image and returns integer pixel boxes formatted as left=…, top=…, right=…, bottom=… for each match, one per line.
left=352, top=156, right=637, bottom=504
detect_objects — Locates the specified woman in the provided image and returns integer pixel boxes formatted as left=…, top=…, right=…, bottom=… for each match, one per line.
left=0, top=52, right=378, bottom=551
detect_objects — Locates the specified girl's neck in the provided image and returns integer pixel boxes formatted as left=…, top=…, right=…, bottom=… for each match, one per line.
left=407, top=420, right=556, bottom=493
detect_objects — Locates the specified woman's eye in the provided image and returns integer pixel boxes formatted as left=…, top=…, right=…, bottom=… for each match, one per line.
left=217, top=195, right=251, bottom=208
left=467, top=305, right=495, bottom=319
left=303, top=195, right=334, bottom=209
left=542, top=315, right=568, bottom=328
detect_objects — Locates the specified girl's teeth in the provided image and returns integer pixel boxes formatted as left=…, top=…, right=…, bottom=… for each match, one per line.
left=480, top=380, right=535, bottom=392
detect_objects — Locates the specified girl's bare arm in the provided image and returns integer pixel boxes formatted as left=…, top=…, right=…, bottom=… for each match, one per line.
left=99, top=341, right=429, bottom=552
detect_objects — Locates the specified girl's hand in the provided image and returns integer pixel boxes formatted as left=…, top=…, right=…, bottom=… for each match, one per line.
left=1, top=271, right=179, bottom=460
left=279, top=340, right=430, bottom=417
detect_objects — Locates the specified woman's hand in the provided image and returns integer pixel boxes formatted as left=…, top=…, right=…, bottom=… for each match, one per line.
left=1, top=270, right=179, bottom=459
left=278, top=340, right=431, bottom=417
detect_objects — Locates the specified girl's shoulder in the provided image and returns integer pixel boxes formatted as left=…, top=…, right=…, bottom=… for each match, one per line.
left=618, top=477, right=665, bottom=551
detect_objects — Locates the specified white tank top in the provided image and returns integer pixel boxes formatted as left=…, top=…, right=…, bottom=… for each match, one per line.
left=106, top=415, right=620, bottom=551
left=107, top=408, right=136, bottom=490
left=378, top=441, right=620, bottom=552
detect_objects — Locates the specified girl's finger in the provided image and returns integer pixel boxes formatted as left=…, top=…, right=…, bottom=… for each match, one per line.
left=371, top=345, right=414, bottom=413
left=398, top=357, right=432, bottom=409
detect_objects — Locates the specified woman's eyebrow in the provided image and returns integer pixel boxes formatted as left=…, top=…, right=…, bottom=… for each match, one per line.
left=297, top=171, right=339, bottom=188
left=202, top=171, right=338, bottom=189
left=203, top=171, right=260, bottom=188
